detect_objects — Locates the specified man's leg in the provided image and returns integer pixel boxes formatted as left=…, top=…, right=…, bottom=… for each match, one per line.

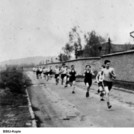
left=104, top=86, right=112, bottom=109
left=61, top=75, right=63, bottom=85
left=86, top=83, right=90, bottom=97
left=57, top=75, right=59, bottom=85
left=96, top=83, right=100, bottom=94
left=72, top=81, right=76, bottom=94
left=99, top=86, right=105, bottom=101
left=55, top=75, right=57, bottom=85
left=64, top=76, right=67, bottom=87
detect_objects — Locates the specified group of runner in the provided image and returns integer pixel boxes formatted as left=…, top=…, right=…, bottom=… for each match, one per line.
left=83, top=60, right=116, bottom=109
left=54, top=63, right=77, bottom=94
left=33, top=59, right=116, bottom=109
left=33, top=66, right=53, bottom=80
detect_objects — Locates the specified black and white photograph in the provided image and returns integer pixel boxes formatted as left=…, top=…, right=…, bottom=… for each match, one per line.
left=0, top=0, right=134, bottom=132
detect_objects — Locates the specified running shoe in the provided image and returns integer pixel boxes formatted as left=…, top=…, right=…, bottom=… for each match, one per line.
left=86, top=92, right=89, bottom=97
left=100, top=92, right=104, bottom=97
left=72, top=91, right=75, bottom=94
left=107, top=102, right=112, bottom=109
left=100, top=98, right=105, bottom=101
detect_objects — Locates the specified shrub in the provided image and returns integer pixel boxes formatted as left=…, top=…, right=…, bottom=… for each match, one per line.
left=0, top=66, right=32, bottom=94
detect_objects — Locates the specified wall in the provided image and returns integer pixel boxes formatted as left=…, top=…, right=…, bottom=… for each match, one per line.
left=65, top=57, right=100, bottom=75
left=101, top=50, right=134, bottom=82
left=45, top=50, right=134, bottom=82
left=45, top=57, right=101, bottom=75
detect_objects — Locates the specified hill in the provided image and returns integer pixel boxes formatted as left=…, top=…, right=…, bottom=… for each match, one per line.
left=0, top=56, right=57, bottom=68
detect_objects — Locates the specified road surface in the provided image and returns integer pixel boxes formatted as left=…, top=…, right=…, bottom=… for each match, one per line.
left=27, top=72, right=134, bottom=127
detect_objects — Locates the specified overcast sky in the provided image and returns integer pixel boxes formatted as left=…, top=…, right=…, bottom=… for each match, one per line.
left=0, top=0, right=134, bottom=62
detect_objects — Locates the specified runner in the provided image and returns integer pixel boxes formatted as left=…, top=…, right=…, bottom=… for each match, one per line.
left=42, top=66, right=47, bottom=79
left=36, top=67, right=40, bottom=79
left=32, top=67, right=37, bottom=73
left=69, top=65, right=77, bottom=94
left=54, top=65, right=60, bottom=85
left=96, top=65, right=105, bottom=101
left=83, top=65, right=94, bottom=98
left=64, top=66, right=70, bottom=88
left=103, top=60, right=116, bottom=109
left=45, top=67, right=49, bottom=81
left=60, top=63, right=67, bottom=85
left=36, top=66, right=42, bottom=79
left=39, top=66, right=43, bottom=79
left=49, top=66, right=53, bottom=79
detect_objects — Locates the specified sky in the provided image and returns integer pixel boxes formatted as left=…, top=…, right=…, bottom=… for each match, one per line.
left=0, top=0, right=134, bottom=62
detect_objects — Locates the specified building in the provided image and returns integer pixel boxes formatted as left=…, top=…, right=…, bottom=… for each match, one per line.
left=100, top=42, right=134, bottom=55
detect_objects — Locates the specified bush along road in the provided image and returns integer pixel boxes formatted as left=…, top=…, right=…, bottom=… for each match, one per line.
left=0, top=66, right=35, bottom=127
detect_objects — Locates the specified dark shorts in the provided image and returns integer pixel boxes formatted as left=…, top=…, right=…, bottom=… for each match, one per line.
left=45, top=72, right=49, bottom=75
left=36, top=71, right=41, bottom=75
left=103, top=81, right=113, bottom=91
left=98, top=82, right=103, bottom=87
left=70, top=76, right=76, bottom=82
left=84, top=79, right=92, bottom=87
left=49, top=71, right=53, bottom=75
left=55, top=74, right=59, bottom=79
left=61, top=74, right=66, bottom=79
left=66, top=75, right=70, bottom=82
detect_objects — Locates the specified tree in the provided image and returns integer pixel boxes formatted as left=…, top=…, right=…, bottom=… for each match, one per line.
left=62, top=43, right=74, bottom=58
left=58, top=53, right=70, bottom=62
left=68, top=26, right=82, bottom=59
left=57, top=43, right=73, bottom=62
left=83, top=31, right=106, bottom=57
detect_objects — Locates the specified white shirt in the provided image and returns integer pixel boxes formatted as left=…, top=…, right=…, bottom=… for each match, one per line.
left=96, top=71, right=104, bottom=83
left=61, top=67, right=67, bottom=74
left=55, top=68, right=60, bottom=74
left=39, top=68, right=42, bottom=72
left=32, top=67, right=36, bottom=72
left=43, top=68, right=47, bottom=73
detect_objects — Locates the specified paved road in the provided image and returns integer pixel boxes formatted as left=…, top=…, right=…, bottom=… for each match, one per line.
left=27, top=72, right=134, bottom=127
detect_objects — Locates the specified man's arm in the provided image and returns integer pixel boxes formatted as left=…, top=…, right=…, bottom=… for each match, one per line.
left=83, top=70, right=86, bottom=76
left=96, top=72, right=100, bottom=83
left=111, top=68, right=116, bottom=79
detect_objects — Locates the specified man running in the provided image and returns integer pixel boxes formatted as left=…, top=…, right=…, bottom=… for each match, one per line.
left=83, top=65, right=94, bottom=98
left=103, top=60, right=116, bottom=109
left=49, top=66, right=53, bottom=79
left=39, top=66, right=43, bottom=79
left=60, top=63, right=67, bottom=85
left=64, top=66, right=71, bottom=87
left=96, top=65, right=105, bottom=101
left=36, top=67, right=40, bottom=79
left=42, top=66, right=47, bottom=79
left=54, top=65, right=60, bottom=85
left=69, top=65, right=77, bottom=94
left=32, top=67, right=37, bottom=73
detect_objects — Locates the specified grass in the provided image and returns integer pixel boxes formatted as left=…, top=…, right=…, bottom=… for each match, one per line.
left=0, top=88, right=32, bottom=127
left=0, top=66, right=33, bottom=127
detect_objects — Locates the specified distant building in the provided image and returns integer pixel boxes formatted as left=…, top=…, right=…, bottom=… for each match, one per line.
left=100, top=42, right=134, bottom=55
left=77, top=42, right=134, bottom=58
